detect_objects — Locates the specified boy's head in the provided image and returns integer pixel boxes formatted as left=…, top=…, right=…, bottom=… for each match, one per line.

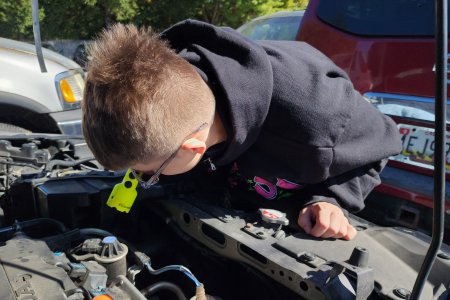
left=83, top=24, right=216, bottom=175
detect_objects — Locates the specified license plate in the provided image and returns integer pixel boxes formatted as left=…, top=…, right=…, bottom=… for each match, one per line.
left=392, top=124, right=450, bottom=170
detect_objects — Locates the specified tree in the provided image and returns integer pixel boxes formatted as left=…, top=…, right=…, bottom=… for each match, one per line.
left=0, top=0, right=44, bottom=40
left=133, top=0, right=199, bottom=31
left=135, top=0, right=308, bottom=31
left=39, top=0, right=139, bottom=40
left=0, top=0, right=309, bottom=40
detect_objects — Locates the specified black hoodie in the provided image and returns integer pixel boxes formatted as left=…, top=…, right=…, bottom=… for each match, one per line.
left=161, top=20, right=402, bottom=212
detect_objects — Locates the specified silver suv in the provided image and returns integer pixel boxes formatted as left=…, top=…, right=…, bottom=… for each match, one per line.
left=0, top=37, right=84, bottom=135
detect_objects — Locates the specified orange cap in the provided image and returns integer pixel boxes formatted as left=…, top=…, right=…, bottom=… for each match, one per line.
left=93, top=295, right=113, bottom=300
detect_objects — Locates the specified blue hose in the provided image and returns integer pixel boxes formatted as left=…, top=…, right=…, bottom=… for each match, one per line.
left=145, top=262, right=202, bottom=287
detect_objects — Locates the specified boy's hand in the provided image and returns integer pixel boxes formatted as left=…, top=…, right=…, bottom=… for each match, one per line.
left=298, top=202, right=357, bottom=240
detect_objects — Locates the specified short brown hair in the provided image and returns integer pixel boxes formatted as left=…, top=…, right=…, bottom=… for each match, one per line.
left=83, top=23, right=215, bottom=170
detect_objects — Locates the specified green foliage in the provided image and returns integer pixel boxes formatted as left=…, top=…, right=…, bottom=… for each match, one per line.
left=0, top=0, right=44, bottom=40
left=258, top=0, right=307, bottom=15
left=0, top=0, right=308, bottom=40
left=84, top=0, right=139, bottom=23
left=39, top=0, right=139, bottom=39
left=136, top=0, right=308, bottom=31
left=134, top=0, right=199, bottom=31
left=39, top=0, right=101, bottom=39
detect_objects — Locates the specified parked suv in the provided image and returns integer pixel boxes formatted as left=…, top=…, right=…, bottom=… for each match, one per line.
left=0, top=37, right=84, bottom=135
left=297, top=0, right=450, bottom=235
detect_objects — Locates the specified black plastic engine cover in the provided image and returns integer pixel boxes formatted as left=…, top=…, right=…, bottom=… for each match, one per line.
left=3, top=173, right=122, bottom=228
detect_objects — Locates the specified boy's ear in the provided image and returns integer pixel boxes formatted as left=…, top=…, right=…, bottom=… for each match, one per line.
left=181, top=138, right=207, bottom=155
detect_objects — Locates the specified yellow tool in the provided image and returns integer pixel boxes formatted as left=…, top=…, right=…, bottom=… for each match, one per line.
left=106, top=169, right=138, bottom=213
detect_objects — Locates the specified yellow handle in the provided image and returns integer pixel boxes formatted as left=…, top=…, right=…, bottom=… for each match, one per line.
left=106, top=169, right=138, bottom=213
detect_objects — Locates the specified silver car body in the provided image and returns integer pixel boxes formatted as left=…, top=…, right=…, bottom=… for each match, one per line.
left=0, top=37, right=84, bottom=135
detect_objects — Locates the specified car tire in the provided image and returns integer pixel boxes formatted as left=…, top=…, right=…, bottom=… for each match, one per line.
left=0, top=123, right=31, bottom=133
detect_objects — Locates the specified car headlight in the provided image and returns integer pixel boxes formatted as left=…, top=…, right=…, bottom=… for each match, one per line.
left=55, top=70, right=85, bottom=110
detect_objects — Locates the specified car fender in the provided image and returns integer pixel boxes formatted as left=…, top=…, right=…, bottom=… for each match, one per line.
left=0, top=91, right=50, bottom=114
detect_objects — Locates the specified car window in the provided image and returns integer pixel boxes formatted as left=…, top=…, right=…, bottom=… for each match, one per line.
left=238, top=16, right=302, bottom=40
left=317, top=0, right=447, bottom=36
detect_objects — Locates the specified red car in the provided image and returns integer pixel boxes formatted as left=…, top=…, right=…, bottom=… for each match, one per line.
left=297, top=0, right=450, bottom=236
left=238, top=1, right=450, bottom=238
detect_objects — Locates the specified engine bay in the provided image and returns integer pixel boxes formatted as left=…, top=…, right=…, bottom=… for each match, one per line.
left=0, top=133, right=449, bottom=300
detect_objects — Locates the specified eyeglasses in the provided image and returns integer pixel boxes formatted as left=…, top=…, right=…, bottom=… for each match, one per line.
left=131, top=122, right=208, bottom=189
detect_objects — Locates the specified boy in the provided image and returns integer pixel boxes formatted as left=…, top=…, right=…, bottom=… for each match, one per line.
left=82, top=20, right=401, bottom=240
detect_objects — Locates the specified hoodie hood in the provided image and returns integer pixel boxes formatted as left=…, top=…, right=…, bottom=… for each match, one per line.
left=161, top=19, right=273, bottom=165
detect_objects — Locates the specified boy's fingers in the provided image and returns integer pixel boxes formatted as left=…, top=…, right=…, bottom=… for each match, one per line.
left=337, top=218, right=348, bottom=239
left=344, top=224, right=358, bottom=240
left=299, top=202, right=355, bottom=241
left=298, top=208, right=313, bottom=234
left=310, top=208, right=331, bottom=237
left=321, top=211, right=342, bottom=238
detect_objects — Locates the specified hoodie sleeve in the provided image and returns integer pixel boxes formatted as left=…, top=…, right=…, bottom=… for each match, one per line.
left=259, top=40, right=402, bottom=212
left=301, top=158, right=388, bottom=212
left=301, top=90, right=402, bottom=212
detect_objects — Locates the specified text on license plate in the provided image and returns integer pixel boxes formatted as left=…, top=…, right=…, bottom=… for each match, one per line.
left=397, top=124, right=450, bottom=170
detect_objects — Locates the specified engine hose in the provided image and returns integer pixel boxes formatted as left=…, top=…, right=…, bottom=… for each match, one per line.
left=140, top=281, right=186, bottom=300
left=145, top=262, right=202, bottom=287
left=80, top=229, right=202, bottom=291
left=45, top=157, right=96, bottom=171
left=1, top=160, right=42, bottom=169
left=66, top=288, right=86, bottom=298
left=79, top=228, right=115, bottom=238
left=80, top=286, right=93, bottom=300
left=0, top=218, right=67, bottom=236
